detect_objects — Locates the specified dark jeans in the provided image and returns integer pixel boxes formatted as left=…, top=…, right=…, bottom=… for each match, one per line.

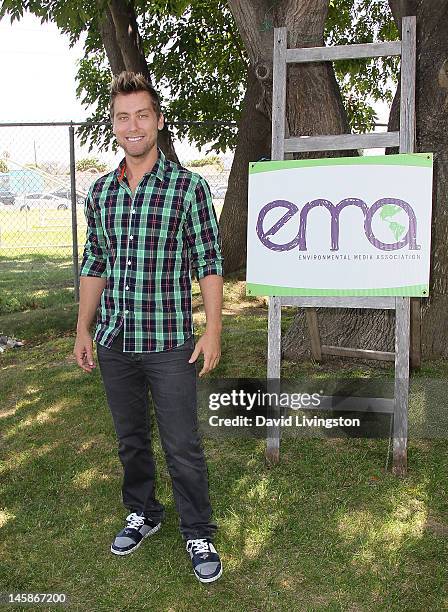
left=96, top=328, right=217, bottom=541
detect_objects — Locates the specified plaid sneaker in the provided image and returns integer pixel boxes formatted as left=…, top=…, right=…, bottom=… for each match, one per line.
left=186, top=538, right=222, bottom=583
left=111, top=511, right=161, bottom=556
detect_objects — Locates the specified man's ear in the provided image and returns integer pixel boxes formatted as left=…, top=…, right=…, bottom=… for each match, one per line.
left=158, top=113, right=165, bottom=131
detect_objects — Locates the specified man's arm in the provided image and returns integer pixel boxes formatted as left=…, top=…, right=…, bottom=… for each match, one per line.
left=184, top=176, right=224, bottom=376
left=189, top=274, right=223, bottom=377
left=74, top=277, right=107, bottom=372
left=74, top=190, right=108, bottom=373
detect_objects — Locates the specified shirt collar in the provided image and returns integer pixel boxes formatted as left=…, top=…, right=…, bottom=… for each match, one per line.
left=115, top=147, right=166, bottom=184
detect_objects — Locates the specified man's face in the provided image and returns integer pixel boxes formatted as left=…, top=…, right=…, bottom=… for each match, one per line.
left=112, top=91, right=164, bottom=158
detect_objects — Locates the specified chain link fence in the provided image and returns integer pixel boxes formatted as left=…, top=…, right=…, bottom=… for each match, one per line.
left=0, top=122, right=234, bottom=317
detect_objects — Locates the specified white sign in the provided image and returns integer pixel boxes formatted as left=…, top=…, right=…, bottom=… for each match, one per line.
left=246, top=154, right=433, bottom=297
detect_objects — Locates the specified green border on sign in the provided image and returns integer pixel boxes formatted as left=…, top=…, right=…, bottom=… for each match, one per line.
left=247, top=153, right=432, bottom=298
left=249, top=153, right=433, bottom=174
left=246, top=282, right=429, bottom=298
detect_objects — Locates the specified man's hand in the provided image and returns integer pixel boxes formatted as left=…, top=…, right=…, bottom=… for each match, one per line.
left=188, top=331, right=221, bottom=377
left=74, top=330, right=96, bottom=373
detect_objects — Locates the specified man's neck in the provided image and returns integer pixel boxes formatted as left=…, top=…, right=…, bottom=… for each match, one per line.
left=125, top=146, right=159, bottom=186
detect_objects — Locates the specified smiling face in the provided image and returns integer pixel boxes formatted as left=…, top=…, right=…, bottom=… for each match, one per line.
left=112, top=91, right=164, bottom=159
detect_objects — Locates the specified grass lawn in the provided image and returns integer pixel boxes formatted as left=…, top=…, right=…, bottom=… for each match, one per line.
left=0, top=271, right=447, bottom=611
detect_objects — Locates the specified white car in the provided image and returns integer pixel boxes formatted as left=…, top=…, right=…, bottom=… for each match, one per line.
left=16, top=193, right=72, bottom=211
left=211, top=185, right=227, bottom=207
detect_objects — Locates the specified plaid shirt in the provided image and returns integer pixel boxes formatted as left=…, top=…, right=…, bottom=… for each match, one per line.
left=79, top=148, right=223, bottom=353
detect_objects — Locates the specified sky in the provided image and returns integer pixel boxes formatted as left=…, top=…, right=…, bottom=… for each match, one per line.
left=0, top=12, right=102, bottom=168
left=0, top=12, right=88, bottom=122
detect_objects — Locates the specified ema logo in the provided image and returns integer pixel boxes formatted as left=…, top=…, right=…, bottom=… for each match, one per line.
left=256, top=197, right=420, bottom=252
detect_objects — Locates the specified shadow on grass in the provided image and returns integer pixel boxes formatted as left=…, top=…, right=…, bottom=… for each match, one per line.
left=0, top=349, right=447, bottom=611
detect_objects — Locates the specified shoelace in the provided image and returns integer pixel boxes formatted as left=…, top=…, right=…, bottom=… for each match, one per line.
left=125, top=512, right=145, bottom=530
left=186, top=538, right=210, bottom=555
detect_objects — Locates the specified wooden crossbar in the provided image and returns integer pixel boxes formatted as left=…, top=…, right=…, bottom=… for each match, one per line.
left=279, top=296, right=397, bottom=309
left=286, top=41, right=402, bottom=63
left=321, top=346, right=396, bottom=361
left=284, top=132, right=399, bottom=153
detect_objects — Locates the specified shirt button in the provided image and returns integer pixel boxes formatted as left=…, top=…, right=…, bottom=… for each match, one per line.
left=130, top=235, right=134, bottom=240
left=131, top=209, right=135, bottom=214
left=124, top=309, right=129, bottom=314
left=125, top=285, right=129, bottom=290
left=127, top=260, right=131, bottom=266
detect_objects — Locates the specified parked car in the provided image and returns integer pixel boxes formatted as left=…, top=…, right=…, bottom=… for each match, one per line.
left=16, top=192, right=71, bottom=211
left=50, top=188, right=85, bottom=206
left=0, top=191, right=15, bottom=206
left=211, top=185, right=227, bottom=201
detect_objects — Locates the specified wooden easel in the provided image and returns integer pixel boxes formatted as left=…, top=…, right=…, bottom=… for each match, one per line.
left=267, top=17, right=417, bottom=476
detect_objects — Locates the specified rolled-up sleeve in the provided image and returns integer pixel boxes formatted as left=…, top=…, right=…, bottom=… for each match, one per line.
left=184, top=176, right=224, bottom=279
left=79, top=189, right=108, bottom=278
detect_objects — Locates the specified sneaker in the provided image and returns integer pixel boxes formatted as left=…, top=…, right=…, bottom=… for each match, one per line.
left=110, top=511, right=161, bottom=556
left=186, top=538, right=222, bottom=583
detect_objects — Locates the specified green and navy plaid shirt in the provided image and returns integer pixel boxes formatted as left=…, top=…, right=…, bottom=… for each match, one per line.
left=79, top=148, right=223, bottom=353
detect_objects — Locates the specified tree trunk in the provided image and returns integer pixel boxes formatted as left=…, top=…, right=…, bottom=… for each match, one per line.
left=220, top=66, right=271, bottom=274
left=108, top=0, right=150, bottom=76
left=395, top=1, right=448, bottom=357
left=96, top=0, right=179, bottom=162
left=387, top=1, right=448, bottom=358
left=97, top=5, right=126, bottom=74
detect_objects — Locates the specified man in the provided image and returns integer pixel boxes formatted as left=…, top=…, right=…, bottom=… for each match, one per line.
left=73, top=71, right=223, bottom=584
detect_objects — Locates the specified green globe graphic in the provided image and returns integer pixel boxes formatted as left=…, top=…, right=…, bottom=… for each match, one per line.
left=379, top=204, right=406, bottom=241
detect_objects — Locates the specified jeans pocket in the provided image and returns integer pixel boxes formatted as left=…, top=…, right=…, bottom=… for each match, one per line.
left=185, top=336, right=195, bottom=350
left=172, top=336, right=195, bottom=352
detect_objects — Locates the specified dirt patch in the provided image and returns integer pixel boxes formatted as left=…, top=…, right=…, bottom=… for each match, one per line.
left=424, top=516, right=448, bottom=537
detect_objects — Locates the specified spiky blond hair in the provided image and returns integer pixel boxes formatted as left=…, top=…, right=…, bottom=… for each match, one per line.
left=109, top=71, right=161, bottom=120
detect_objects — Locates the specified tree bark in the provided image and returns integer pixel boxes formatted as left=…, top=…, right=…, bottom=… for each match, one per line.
left=227, top=0, right=337, bottom=121
left=108, top=0, right=150, bottom=76
left=387, top=0, right=448, bottom=357
left=220, top=66, right=271, bottom=273
left=273, top=0, right=448, bottom=361
left=97, top=5, right=126, bottom=74
left=388, top=0, right=418, bottom=31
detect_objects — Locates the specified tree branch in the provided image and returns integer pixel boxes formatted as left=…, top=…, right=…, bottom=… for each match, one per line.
left=108, top=0, right=151, bottom=78
left=97, top=3, right=126, bottom=74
